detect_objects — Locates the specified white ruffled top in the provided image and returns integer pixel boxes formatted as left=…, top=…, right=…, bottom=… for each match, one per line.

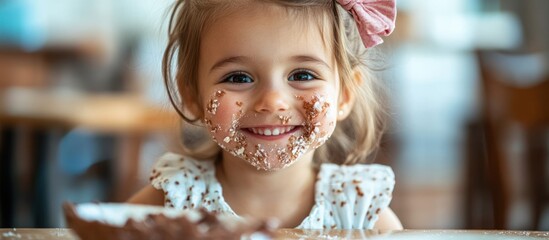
left=150, top=152, right=395, bottom=229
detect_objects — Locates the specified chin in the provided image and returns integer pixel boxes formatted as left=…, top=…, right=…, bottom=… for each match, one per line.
left=237, top=149, right=310, bottom=172
left=249, top=160, right=294, bottom=172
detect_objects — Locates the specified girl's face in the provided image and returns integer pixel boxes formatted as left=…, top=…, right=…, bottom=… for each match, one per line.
left=196, top=4, right=345, bottom=171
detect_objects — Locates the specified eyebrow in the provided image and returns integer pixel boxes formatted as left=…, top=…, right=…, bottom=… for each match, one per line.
left=210, top=56, right=250, bottom=72
left=291, top=55, right=332, bottom=70
left=209, top=54, right=332, bottom=72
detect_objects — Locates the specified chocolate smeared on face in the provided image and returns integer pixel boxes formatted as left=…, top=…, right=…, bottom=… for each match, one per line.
left=226, top=110, right=248, bottom=159
left=205, top=92, right=337, bottom=171
left=303, top=95, right=330, bottom=121
left=203, top=119, right=221, bottom=134
left=206, top=90, right=226, bottom=115
left=278, top=115, right=291, bottom=125
left=251, top=144, right=269, bottom=169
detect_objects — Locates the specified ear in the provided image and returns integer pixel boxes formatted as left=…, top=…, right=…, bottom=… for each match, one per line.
left=182, top=92, right=203, bottom=121
left=336, top=69, right=360, bottom=121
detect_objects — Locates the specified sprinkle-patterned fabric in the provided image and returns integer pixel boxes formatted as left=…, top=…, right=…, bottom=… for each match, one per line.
left=150, top=152, right=395, bottom=229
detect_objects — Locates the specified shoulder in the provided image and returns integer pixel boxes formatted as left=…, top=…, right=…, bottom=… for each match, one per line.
left=150, top=152, right=216, bottom=189
left=129, top=153, right=209, bottom=206
left=151, top=152, right=214, bottom=176
left=319, top=163, right=394, bottom=180
left=150, top=152, right=216, bottom=185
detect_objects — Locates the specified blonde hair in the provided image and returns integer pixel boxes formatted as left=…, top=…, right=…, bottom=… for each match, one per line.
left=163, top=0, right=388, bottom=165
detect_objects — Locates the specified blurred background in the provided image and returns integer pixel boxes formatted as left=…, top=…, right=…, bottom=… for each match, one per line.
left=1, top=0, right=548, bottom=231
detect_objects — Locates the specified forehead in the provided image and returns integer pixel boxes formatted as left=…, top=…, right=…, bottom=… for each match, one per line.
left=199, top=2, right=334, bottom=69
left=202, top=1, right=332, bottom=40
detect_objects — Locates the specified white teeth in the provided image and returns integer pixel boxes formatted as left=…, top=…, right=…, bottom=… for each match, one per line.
left=248, top=126, right=295, bottom=136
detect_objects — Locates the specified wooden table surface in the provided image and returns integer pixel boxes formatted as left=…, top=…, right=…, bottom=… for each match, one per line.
left=0, top=88, right=179, bottom=133
left=1, top=228, right=548, bottom=239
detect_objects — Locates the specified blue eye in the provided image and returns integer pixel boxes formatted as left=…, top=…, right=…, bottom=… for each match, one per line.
left=288, top=70, right=317, bottom=81
left=222, top=73, right=253, bottom=83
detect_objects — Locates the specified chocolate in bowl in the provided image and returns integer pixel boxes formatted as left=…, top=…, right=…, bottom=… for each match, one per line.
left=63, top=202, right=275, bottom=240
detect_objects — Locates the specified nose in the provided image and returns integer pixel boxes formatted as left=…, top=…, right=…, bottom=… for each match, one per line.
left=253, top=87, right=290, bottom=113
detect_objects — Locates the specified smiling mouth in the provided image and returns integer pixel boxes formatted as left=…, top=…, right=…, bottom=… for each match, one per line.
left=243, top=126, right=300, bottom=137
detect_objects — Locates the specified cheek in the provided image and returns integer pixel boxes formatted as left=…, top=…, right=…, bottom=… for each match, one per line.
left=297, top=90, right=339, bottom=147
left=203, top=91, right=245, bottom=140
left=209, top=99, right=240, bottom=125
left=299, top=91, right=338, bottom=122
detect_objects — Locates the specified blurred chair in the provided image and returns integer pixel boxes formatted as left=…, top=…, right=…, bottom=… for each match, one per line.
left=0, top=48, right=47, bottom=90
left=465, top=50, right=549, bottom=230
left=0, top=40, right=155, bottom=227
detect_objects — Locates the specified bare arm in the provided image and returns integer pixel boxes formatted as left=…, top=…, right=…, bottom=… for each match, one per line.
left=374, top=207, right=403, bottom=231
left=127, top=185, right=165, bottom=206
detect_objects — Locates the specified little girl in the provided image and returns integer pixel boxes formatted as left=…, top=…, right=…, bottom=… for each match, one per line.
left=129, top=0, right=402, bottom=230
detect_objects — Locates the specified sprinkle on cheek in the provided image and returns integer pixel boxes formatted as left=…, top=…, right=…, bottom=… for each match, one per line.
left=206, top=90, right=225, bottom=115
left=299, top=95, right=334, bottom=151
left=303, top=95, right=330, bottom=121
left=203, top=119, right=221, bottom=134
left=226, top=111, right=247, bottom=158
left=270, top=94, right=335, bottom=169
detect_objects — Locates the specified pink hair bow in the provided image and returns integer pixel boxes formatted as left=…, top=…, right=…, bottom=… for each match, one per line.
left=336, top=0, right=397, bottom=48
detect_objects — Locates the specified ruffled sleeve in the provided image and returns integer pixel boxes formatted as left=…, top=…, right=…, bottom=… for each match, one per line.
left=298, top=163, right=395, bottom=229
left=149, top=153, right=227, bottom=213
